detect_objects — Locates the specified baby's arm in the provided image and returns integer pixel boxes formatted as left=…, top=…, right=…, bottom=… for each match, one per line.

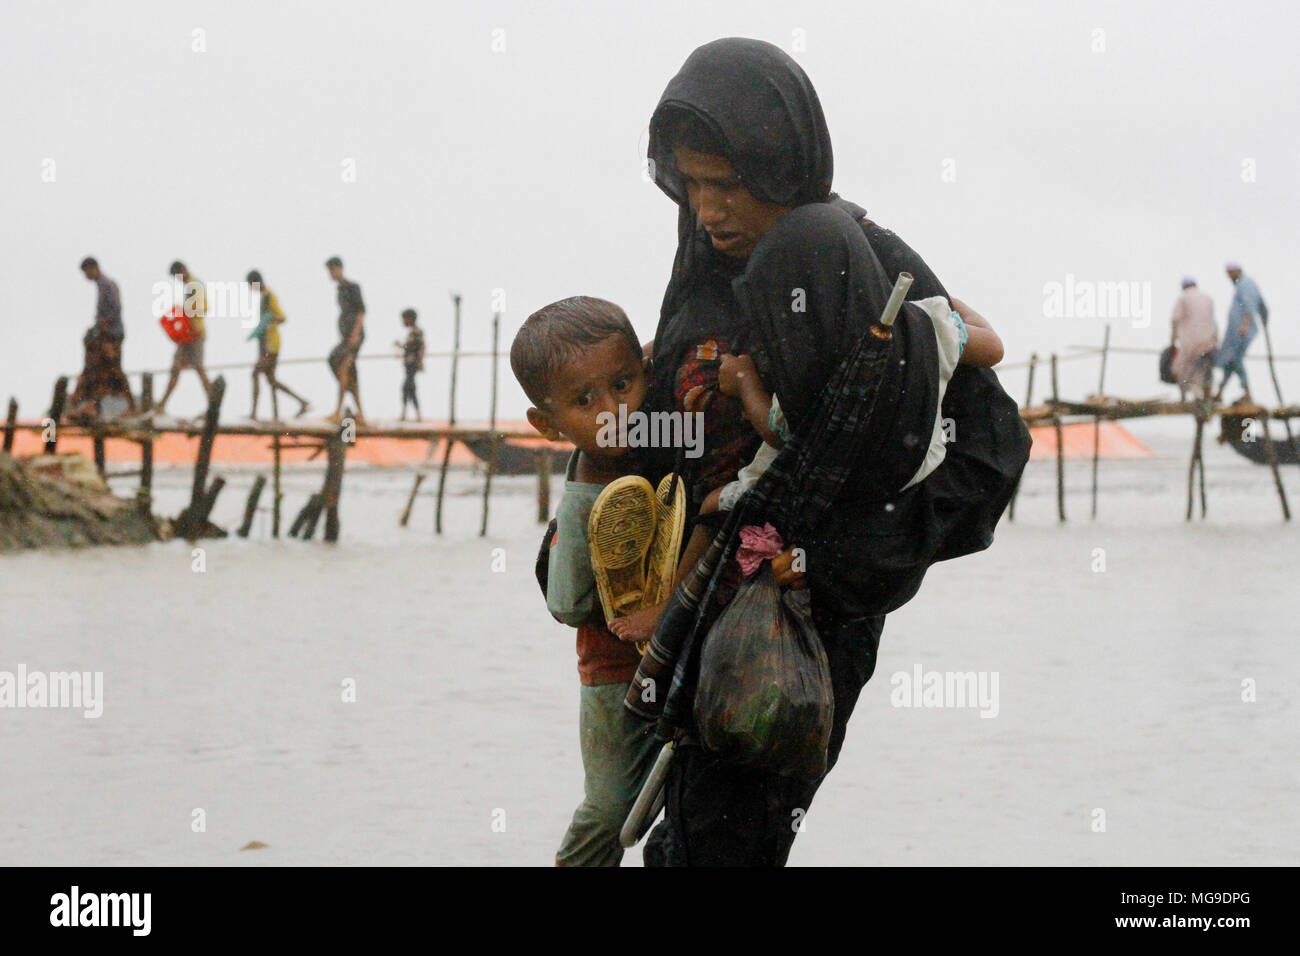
left=718, top=353, right=782, bottom=446
left=950, top=297, right=1004, bottom=368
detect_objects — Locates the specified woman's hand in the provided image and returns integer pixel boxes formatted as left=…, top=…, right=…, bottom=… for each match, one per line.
left=771, top=547, right=807, bottom=589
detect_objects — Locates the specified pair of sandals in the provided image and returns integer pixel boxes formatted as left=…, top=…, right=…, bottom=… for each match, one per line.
left=587, top=472, right=685, bottom=650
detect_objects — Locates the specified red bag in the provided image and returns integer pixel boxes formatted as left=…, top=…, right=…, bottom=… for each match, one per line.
left=159, top=306, right=198, bottom=345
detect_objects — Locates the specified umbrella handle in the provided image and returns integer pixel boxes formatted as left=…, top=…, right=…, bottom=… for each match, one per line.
left=619, top=740, right=675, bottom=848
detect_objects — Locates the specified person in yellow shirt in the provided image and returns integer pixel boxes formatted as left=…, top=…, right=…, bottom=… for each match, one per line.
left=155, top=260, right=214, bottom=416
left=247, top=270, right=310, bottom=420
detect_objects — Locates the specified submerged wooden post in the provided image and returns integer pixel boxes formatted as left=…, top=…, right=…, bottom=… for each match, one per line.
left=177, top=376, right=226, bottom=539
left=1008, top=354, right=1037, bottom=522
left=301, top=493, right=326, bottom=540
left=3, top=397, right=17, bottom=453
left=1051, top=354, right=1065, bottom=523
left=45, top=376, right=68, bottom=455
left=1259, top=412, right=1291, bottom=521
left=238, top=474, right=267, bottom=538
left=323, top=433, right=346, bottom=543
left=138, top=374, right=154, bottom=514
left=1090, top=326, right=1110, bottom=519
left=189, top=376, right=226, bottom=511
left=1259, top=317, right=1300, bottom=467
left=272, top=432, right=283, bottom=538
left=536, top=448, right=551, bottom=523
left=435, top=292, right=463, bottom=535
left=93, top=431, right=106, bottom=477
left=1186, top=417, right=1204, bottom=521
left=479, top=312, right=500, bottom=537
left=400, top=472, right=426, bottom=527
left=288, top=493, right=318, bottom=538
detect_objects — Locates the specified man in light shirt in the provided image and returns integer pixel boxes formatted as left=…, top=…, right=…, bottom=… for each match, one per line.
left=1213, top=262, right=1266, bottom=405
left=1168, top=277, right=1218, bottom=401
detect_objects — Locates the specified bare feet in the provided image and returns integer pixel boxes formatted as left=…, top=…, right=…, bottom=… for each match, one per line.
left=608, top=603, right=665, bottom=644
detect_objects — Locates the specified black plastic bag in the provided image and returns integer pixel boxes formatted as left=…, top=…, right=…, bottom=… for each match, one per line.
left=1159, top=345, right=1177, bottom=384
left=693, top=564, right=834, bottom=779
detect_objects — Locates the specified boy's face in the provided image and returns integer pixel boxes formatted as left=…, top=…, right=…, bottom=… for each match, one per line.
left=526, top=334, right=649, bottom=461
left=403, top=315, right=415, bottom=327
left=328, top=264, right=344, bottom=282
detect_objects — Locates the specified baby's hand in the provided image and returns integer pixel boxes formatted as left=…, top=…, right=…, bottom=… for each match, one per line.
left=717, top=353, right=758, bottom=397
left=608, top=603, right=665, bottom=643
left=683, top=384, right=714, bottom=414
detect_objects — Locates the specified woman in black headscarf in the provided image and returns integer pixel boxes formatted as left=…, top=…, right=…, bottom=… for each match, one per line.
left=633, top=38, right=1030, bottom=866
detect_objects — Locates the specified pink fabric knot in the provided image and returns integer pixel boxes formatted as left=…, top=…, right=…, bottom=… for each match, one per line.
left=735, top=523, right=785, bottom=577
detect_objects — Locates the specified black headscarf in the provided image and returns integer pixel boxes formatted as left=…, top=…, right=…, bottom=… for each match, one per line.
left=648, top=38, right=833, bottom=340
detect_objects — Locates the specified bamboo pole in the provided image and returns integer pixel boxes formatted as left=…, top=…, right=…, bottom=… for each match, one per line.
left=1051, top=354, right=1065, bottom=522
left=177, top=376, right=226, bottom=538
left=400, top=473, right=426, bottom=527
left=480, top=312, right=500, bottom=537
left=1259, top=314, right=1300, bottom=468
left=3, top=397, right=17, bottom=453
left=300, top=493, right=326, bottom=540
left=93, top=432, right=106, bottom=477
left=435, top=292, right=462, bottom=535
left=1091, top=326, right=1110, bottom=519
left=190, top=376, right=225, bottom=509
left=1186, top=416, right=1203, bottom=521
left=323, top=433, right=346, bottom=543
left=272, top=431, right=282, bottom=538
left=1259, top=411, right=1291, bottom=520
left=45, top=376, right=68, bottom=455
left=138, top=374, right=154, bottom=515
left=288, top=493, right=317, bottom=538
left=1197, top=423, right=1208, bottom=517
left=238, top=475, right=267, bottom=538
left=1008, top=353, right=1037, bottom=522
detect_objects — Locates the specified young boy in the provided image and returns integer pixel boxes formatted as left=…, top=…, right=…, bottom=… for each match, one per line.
left=247, top=270, right=310, bottom=420
left=510, top=295, right=663, bottom=867
left=155, top=260, right=214, bottom=417
left=394, top=308, right=425, bottom=421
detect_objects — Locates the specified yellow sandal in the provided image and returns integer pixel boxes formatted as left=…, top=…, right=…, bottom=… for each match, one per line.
left=588, top=476, right=659, bottom=623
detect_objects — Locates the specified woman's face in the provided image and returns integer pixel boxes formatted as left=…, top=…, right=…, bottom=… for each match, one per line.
left=673, top=145, right=791, bottom=259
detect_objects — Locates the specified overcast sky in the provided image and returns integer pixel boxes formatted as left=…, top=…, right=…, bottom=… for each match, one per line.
left=3, top=0, right=1297, bottom=421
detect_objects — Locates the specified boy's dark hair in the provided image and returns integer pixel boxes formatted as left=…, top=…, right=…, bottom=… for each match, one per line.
left=511, top=296, right=640, bottom=406
left=655, top=106, right=726, bottom=156
left=169, top=260, right=186, bottom=276
left=401, top=308, right=417, bottom=321
left=246, top=270, right=263, bottom=285
left=80, top=256, right=98, bottom=270
left=325, top=256, right=343, bottom=268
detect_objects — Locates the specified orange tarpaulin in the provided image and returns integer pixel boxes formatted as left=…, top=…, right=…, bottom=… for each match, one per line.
left=6, top=421, right=564, bottom=467
left=1027, top=421, right=1153, bottom=460
left=8, top=419, right=1150, bottom=465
